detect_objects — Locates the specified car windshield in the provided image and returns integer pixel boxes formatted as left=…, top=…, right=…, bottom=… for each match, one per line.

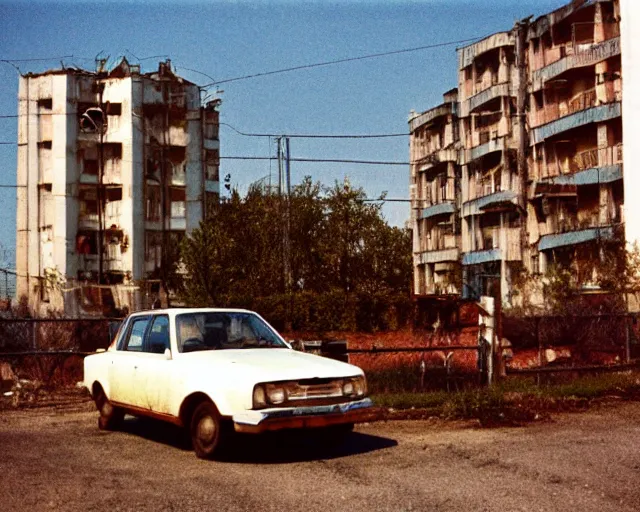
left=176, top=312, right=287, bottom=353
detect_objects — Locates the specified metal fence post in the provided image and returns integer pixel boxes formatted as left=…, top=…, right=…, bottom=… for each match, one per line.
left=625, top=315, right=631, bottom=363
left=31, top=320, right=37, bottom=351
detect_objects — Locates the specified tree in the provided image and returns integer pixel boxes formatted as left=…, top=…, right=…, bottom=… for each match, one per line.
left=179, top=177, right=413, bottom=331
left=180, top=217, right=236, bottom=306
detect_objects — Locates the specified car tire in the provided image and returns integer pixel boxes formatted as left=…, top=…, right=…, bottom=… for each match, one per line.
left=94, top=387, right=124, bottom=431
left=190, top=401, right=230, bottom=459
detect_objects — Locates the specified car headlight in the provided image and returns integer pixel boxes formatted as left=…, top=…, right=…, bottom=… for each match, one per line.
left=253, top=384, right=267, bottom=409
left=342, top=376, right=367, bottom=398
left=265, top=384, right=287, bottom=405
left=342, top=380, right=355, bottom=396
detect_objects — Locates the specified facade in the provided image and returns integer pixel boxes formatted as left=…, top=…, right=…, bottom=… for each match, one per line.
left=16, top=58, right=221, bottom=316
left=410, top=0, right=625, bottom=308
left=527, top=0, right=622, bottom=288
left=409, top=89, right=461, bottom=297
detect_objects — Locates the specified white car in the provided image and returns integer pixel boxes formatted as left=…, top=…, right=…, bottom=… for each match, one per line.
left=84, top=308, right=373, bottom=459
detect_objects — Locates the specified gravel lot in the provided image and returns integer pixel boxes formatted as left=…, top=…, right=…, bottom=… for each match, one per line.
left=1, top=400, right=640, bottom=512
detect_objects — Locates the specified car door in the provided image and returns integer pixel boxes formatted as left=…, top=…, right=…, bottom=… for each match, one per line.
left=130, top=314, right=174, bottom=414
left=109, top=315, right=151, bottom=406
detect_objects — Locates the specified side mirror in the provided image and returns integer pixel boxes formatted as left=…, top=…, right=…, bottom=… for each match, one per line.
left=164, top=348, right=172, bottom=360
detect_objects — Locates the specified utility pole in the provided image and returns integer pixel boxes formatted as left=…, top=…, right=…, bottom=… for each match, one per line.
left=276, top=136, right=292, bottom=331
left=97, top=79, right=105, bottom=285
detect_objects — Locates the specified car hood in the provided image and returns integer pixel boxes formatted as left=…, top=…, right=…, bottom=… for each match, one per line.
left=178, top=348, right=361, bottom=383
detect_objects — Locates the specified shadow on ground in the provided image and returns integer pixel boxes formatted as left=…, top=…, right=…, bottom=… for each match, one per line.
left=116, top=415, right=397, bottom=463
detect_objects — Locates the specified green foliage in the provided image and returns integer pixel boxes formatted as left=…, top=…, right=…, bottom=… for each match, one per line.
left=179, top=177, right=413, bottom=332
left=373, top=372, right=640, bottom=423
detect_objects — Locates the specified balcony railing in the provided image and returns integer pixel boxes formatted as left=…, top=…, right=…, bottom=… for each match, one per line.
left=531, top=29, right=621, bottom=75
left=531, top=87, right=597, bottom=127
left=544, top=143, right=623, bottom=177
left=421, top=232, right=457, bottom=253
left=474, top=72, right=499, bottom=95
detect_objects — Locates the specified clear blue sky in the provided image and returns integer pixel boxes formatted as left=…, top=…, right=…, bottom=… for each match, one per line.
left=0, top=0, right=563, bottom=270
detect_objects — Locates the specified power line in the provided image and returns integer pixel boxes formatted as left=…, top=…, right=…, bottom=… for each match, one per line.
left=0, top=55, right=74, bottom=63
left=0, top=117, right=409, bottom=140
left=201, top=35, right=485, bottom=87
left=221, top=156, right=409, bottom=165
left=220, top=122, right=406, bottom=139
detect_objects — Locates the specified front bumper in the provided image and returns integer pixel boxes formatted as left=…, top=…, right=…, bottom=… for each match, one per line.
left=232, top=398, right=375, bottom=434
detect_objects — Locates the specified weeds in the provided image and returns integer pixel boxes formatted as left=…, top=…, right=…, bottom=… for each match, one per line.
left=372, top=371, right=640, bottom=424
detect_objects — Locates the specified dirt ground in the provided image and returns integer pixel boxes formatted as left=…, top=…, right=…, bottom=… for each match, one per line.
left=1, top=400, right=639, bottom=511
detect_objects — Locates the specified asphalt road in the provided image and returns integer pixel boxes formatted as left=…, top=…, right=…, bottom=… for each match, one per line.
left=1, top=401, right=640, bottom=512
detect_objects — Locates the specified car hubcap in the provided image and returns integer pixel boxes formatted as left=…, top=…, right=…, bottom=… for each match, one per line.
left=198, top=416, right=216, bottom=444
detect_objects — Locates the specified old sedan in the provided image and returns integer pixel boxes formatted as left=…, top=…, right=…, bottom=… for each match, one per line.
left=83, top=308, right=373, bottom=459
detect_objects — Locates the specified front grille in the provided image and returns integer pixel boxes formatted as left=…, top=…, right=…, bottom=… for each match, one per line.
left=287, top=380, right=344, bottom=401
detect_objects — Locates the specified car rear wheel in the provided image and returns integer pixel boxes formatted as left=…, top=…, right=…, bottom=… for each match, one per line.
left=190, top=401, right=230, bottom=459
left=94, top=387, right=124, bottom=431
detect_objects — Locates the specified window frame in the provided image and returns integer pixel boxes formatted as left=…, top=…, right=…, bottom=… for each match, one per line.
left=121, top=315, right=152, bottom=352
left=143, top=314, right=171, bottom=354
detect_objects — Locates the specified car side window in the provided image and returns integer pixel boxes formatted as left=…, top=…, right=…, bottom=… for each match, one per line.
left=124, top=317, right=150, bottom=352
left=145, top=315, right=170, bottom=354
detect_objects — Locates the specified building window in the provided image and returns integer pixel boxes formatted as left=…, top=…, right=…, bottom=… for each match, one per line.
left=206, top=150, right=219, bottom=181
left=204, top=109, right=219, bottom=139
left=146, top=184, right=161, bottom=221
left=37, top=98, right=52, bottom=110
left=78, top=187, right=98, bottom=218
left=76, top=230, right=98, bottom=255
left=170, top=187, right=186, bottom=218
left=531, top=253, right=540, bottom=275
left=105, top=102, right=122, bottom=116
left=145, top=231, right=163, bottom=266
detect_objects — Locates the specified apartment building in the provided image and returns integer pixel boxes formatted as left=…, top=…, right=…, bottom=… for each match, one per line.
left=457, top=31, right=525, bottom=303
left=410, top=0, right=624, bottom=308
left=526, top=0, right=622, bottom=286
left=409, top=89, right=461, bottom=297
left=16, top=58, right=221, bottom=316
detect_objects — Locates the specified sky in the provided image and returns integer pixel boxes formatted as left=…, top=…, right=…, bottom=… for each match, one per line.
left=0, top=0, right=564, bottom=271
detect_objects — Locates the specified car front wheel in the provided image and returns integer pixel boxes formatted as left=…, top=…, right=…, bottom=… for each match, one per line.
left=190, top=401, right=230, bottom=459
left=94, top=387, right=124, bottom=431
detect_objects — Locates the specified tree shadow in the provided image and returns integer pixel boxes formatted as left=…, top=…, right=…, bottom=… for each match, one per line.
left=116, top=416, right=397, bottom=463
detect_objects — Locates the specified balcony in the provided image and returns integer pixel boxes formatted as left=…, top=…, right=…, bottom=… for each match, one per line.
left=538, top=225, right=616, bottom=252
left=409, top=103, right=456, bottom=133
left=78, top=213, right=99, bottom=230
left=539, top=143, right=623, bottom=181
left=462, top=249, right=502, bottom=265
left=458, top=32, right=513, bottom=70
left=463, top=190, right=519, bottom=217
left=462, top=227, right=521, bottom=264
left=415, top=147, right=459, bottom=172
left=417, top=247, right=460, bottom=266
left=460, top=83, right=511, bottom=117
left=531, top=88, right=597, bottom=128
left=168, top=125, right=189, bottom=146
left=531, top=37, right=621, bottom=91
left=419, top=201, right=456, bottom=220
left=171, top=169, right=186, bottom=186
left=467, top=135, right=505, bottom=163
left=530, top=101, right=621, bottom=145
left=419, top=232, right=458, bottom=253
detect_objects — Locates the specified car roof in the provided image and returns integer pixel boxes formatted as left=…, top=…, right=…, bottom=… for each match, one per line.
left=126, top=307, right=255, bottom=318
